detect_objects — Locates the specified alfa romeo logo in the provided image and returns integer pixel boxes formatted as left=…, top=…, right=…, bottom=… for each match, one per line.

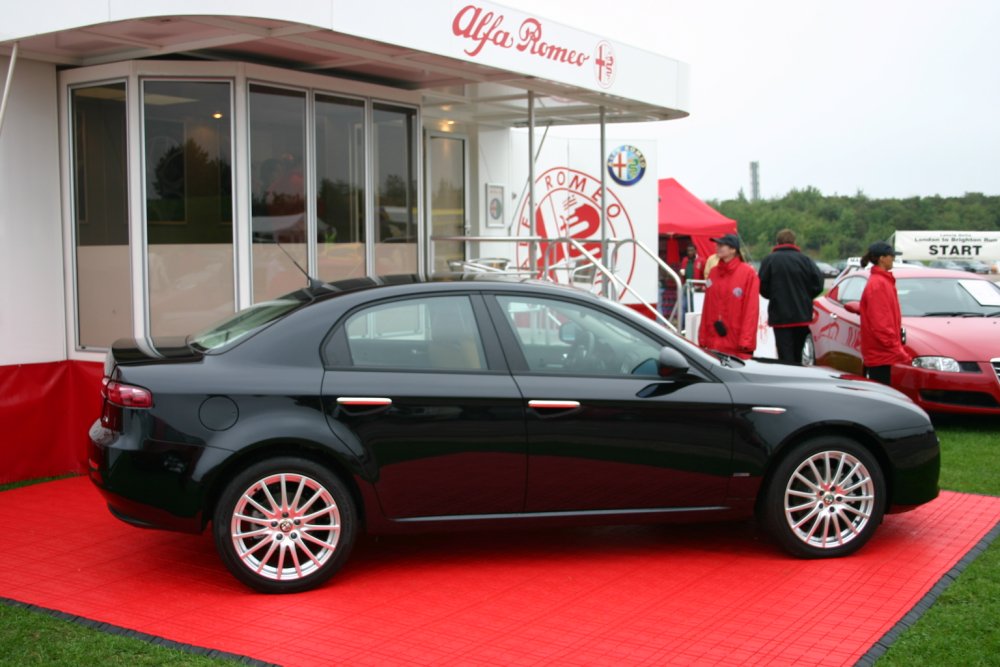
left=606, top=145, right=646, bottom=186
left=594, top=40, right=616, bottom=88
left=514, top=167, right=636, bottom=293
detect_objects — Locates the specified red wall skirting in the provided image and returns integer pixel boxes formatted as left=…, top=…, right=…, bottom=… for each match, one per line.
left=0, top=360, right=103, bottom=484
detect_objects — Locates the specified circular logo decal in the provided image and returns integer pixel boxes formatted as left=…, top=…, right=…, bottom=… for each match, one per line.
left=606, top=145, right=647, bottom=186
left=488, top=195, right=503, bottom=221
left=594, top=40, right=616, bottom=88
left=513, top=167, right=636, bottom=295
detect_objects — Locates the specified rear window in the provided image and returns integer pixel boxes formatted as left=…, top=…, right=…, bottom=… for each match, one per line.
left=189, top=294, right=309, bottom=351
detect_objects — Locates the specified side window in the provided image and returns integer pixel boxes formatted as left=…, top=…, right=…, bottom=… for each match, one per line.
left=344, top=295, right=486, bottom=371
left=496, top=295, right=663, bottom=376
left=837, top=277, right=867, bottom=304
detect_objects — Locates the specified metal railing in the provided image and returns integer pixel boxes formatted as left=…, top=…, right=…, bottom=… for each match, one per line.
left=429, top=234, right=686, bottom=333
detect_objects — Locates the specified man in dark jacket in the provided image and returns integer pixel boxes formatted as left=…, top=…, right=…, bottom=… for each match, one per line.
left=758, top=229, right=826, bottom=364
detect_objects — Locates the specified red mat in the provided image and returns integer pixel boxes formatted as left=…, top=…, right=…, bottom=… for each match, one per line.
left=2, top=477, right=998, bottom=666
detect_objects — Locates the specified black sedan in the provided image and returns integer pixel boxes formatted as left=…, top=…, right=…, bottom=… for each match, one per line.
left=89, top=276, right=940, bottom=593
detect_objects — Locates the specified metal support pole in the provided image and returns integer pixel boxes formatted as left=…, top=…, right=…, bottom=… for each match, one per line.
left=0, top=42, right=19, bottom=138
left=528, top=90, right=536, bottom=275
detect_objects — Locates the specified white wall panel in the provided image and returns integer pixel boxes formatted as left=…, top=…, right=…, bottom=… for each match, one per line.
left=0, top=57, right=67, bottom=365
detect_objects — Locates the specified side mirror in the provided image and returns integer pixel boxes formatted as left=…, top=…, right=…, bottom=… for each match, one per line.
left=844, top=301, right=861, bottom=315
left=657, top=346, right=690, bottom=378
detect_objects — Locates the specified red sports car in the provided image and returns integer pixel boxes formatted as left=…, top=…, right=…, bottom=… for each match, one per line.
left=806, top=266, right=1000, bottom=415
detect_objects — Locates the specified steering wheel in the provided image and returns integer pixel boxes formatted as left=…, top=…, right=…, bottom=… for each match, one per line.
left=567, top=330, right=596, bottom=370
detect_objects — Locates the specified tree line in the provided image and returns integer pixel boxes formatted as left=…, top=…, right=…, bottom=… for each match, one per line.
left=709, top=188, right=1000, bottom=262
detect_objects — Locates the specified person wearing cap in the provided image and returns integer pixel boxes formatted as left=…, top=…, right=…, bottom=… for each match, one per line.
left=758, top=229, right=826, bottom=365
left=698, top=233, right=760, bottom=359
left=859, top=241, right=912, bottom=385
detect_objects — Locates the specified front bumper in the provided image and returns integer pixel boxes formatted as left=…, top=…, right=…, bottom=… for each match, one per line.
left=894, top=362, right=1000, bottom=415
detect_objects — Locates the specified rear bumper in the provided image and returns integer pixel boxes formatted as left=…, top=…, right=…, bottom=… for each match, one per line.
left=88, top=419, right=208, bottom=533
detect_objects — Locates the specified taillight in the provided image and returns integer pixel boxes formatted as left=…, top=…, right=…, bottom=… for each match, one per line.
left=101, top=377, right=153, bottom=408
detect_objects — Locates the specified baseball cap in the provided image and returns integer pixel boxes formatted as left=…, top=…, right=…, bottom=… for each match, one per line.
left=867, top=241, right=901, bottom=257
left=711, top=233, right=741, bottom=250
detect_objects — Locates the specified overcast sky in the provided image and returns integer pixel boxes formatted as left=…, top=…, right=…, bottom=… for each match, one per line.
left=504, top=0, right=1000, bottom=202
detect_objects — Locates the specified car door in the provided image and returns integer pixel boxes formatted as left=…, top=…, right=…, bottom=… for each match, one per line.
left=813, top=276, right=865, bottom=373
left=487, top=293, right=734, bottom=512
left=321, top=293, right=526, bottom=519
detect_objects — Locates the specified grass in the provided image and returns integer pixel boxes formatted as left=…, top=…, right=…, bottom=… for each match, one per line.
left=0, top=421, right=997, bottom=665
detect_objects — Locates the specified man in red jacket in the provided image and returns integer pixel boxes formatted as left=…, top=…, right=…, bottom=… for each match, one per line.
left=860, top=241, right=912, bottom=385
left=698, top=234, right=760, bottom=359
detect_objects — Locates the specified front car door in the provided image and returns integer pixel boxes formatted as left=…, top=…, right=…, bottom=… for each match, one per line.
left=813, top=276, right=866, bottom=374
left=321, top=293, right=526, bottom=518
left=486, top=292, right=735, bottom=513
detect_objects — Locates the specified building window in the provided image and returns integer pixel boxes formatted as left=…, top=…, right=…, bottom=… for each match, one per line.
left=71, top=82, right=132, bottom=349
left=315, top=94, right=366, bottom=281
left=249, top=84, right=308, bottom=303
left=143, top=80, right=235, bottom=337
left=373, top=103, right=418, bottom=275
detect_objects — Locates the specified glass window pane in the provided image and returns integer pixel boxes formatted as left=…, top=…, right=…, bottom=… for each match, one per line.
left=429, top=135, right=466, bottom=274
left=250, top=84, right=308, bottom=301
left=72, top=83, right=132, bottom=348
left=373, top=103, right=418, bottom=275
left=315, top=94, right=366, bottom=282
left=143, top=80, right=234, bottom=337
left=346, top=296, right=484, bottom=371
left=497, top=296, right=661, bottom=376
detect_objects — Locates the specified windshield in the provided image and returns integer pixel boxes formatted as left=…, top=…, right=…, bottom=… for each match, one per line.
left=898, top=277, right=1000, bottom=316
left=189, top=293, right=311, bottom=351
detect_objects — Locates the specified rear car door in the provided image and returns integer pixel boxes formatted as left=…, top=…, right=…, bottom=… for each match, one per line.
left=321, top=293, right=526, bottom=519
left=487, top=293, right=734, bottom=512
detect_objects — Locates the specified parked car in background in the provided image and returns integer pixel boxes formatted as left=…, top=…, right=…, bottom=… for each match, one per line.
left=806, top=266, right=1000, bottom=415
left=89, top=275, right=940, bottom=593
left=954, top=258, right=991, bottom=274
left=814, top=260, right=839, bottom=278
left=928, top=259, right=968, bottom=271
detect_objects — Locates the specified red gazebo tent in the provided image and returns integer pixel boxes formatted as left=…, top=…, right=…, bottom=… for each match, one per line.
left=657, top=178, right=737, bottom=265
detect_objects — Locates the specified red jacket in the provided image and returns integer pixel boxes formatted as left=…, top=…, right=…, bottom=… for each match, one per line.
left=698, top=257, right=760, bottom=358
left=860, top=266, right=911, bottom=367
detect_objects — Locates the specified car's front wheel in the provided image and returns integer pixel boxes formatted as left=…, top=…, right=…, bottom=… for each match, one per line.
left=213, top=457, right=357, bottom=593
left=759, top=437, right=885, bottom=558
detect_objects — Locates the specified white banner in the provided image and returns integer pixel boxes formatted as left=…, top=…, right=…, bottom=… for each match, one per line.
left=891, top=231, right=1000, bottom=261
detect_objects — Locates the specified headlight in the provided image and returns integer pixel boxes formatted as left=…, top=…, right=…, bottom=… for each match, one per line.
left=911, top=356, right=961, bottom=372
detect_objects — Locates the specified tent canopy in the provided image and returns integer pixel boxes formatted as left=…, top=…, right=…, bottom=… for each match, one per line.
left=657, top=178, right=737, bottom=263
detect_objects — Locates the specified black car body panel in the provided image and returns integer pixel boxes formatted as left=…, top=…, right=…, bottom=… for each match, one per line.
left=89, top=276, right=940, bottom=587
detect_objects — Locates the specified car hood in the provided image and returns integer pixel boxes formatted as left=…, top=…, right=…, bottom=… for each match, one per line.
left=903, top=317, right=1000, bottom=360
left=728, top=358, right=929, bottom=424
left=735, top=358, right=913, bottom=400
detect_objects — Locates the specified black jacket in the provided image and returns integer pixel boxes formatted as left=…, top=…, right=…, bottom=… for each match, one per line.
left=758, top=244, right=826, bottom=326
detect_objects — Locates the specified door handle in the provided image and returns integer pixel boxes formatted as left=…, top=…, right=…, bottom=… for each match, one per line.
left=528, top=400, right=581, bottom=410
left=337, top=397, right=392, bottom=406
left=335, top=397, right=393, bottom=415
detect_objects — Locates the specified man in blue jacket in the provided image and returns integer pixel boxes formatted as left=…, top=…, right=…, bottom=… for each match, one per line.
left=758, top=229, right=826, bottom=365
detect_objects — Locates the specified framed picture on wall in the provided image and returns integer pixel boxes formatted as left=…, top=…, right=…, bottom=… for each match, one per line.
left=485, top=183, right=506, bottom=229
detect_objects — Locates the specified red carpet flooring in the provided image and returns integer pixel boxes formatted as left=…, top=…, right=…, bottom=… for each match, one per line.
left=2, top=476, right=999, bottom=666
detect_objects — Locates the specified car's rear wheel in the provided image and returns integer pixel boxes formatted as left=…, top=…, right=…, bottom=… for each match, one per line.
left=801, top=333, right=815, bottom=366
left=760, top=437, right=885, bottom=558
left=213, top=457, right=357, bottom=593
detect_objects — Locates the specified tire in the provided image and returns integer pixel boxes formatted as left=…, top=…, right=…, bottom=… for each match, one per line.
left=759, top=437, right=885, bottom=558
left=213, top=457, right=357, bottom=593
left=801, top=333, right=815, bottom=367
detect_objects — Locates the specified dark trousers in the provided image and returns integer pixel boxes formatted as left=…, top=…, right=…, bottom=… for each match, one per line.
left=864, top=365, right=892, bottom=385
left=773, top=326, right=810, bottom=365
